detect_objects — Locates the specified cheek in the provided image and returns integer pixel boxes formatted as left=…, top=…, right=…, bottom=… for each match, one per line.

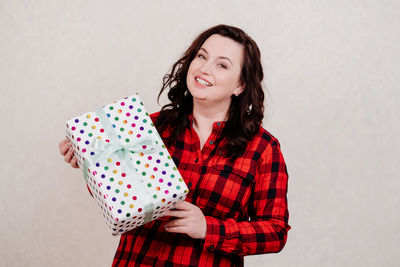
left=225, top=71, right=242, bottom=89
left=217, top=73, right=239, bottom=89
left=186, top=63, right=194, bottom=82
left=188, top=60, right=200, bottom=72
left=187, top=62, right=197, bottom=81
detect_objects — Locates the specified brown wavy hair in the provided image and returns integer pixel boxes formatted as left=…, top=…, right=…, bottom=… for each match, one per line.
left=155, top=24, right=265, bottom=160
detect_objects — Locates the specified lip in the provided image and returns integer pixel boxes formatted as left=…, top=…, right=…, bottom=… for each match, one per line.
left=194, top=76, right=213, bottom=87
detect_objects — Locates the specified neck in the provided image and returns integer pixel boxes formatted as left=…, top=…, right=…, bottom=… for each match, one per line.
left=191, top=99, right=230, bottom=132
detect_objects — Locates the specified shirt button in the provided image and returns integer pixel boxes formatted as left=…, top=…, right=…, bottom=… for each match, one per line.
left=187, top=182, right=192, bottom=188
left=194, top=158, right=198, bottom=163
left=216, top=122, right=221, bottom=126
left=209, top=140, right=214, bottom=145
left=208, top=245, right=215, bottom=250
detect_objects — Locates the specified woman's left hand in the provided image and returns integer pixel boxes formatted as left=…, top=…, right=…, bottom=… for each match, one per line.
left=164, top=201, right=207, bottom=240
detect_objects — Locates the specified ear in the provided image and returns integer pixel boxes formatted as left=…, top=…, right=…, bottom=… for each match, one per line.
left=233, top=83, right=246, bottom=96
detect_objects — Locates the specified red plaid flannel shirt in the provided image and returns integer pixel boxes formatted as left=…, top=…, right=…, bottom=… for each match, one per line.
left=111, top=112, right=290, bottom=266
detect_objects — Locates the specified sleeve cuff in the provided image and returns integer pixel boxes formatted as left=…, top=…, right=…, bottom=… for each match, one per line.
left=203, top=216, right=224, bottom=252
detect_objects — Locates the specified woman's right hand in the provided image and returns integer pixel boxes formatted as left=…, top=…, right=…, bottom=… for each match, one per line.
left=58, top=138, right=79, bottom=168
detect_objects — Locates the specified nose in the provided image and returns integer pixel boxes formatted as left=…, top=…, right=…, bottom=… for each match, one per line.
left=199, top=60, right=212, bottom=75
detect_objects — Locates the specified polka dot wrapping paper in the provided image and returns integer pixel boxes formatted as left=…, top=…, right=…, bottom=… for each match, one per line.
left=65, top=95, right=188, bottom=235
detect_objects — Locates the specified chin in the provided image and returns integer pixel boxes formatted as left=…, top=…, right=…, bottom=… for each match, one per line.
left=189, top=91, right=205, bottom=101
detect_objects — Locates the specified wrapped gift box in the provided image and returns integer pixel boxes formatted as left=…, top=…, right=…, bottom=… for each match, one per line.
left=65, top=94, right=188, bottom=235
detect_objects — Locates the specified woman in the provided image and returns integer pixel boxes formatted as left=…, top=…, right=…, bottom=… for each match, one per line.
left=59, top=24, right=290, bottom=266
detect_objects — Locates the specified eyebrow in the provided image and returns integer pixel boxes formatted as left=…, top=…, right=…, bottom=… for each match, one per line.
left=199, top=48, right=233, bottom=66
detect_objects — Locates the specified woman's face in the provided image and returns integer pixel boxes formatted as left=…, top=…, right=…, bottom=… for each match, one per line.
left=186, top=34, right=244, bottom=108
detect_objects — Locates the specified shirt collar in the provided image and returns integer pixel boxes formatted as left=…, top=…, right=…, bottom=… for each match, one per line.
left=188, top=114, right=226, bottom=130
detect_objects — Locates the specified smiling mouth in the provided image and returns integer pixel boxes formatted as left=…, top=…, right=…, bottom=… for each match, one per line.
left=195, top=77, right=212, bottom=86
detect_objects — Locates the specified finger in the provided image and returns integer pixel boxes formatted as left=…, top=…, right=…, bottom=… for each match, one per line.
left=164, top=218, right=187, bottom=228
left=71, top=156, right=79, bottom=168
left=165, top=210, right=187, bottom=218
left=59, top=139, right=72, bottom=155
left=174, top=201, right=193, bottom=211
left=164, top=226, right=188, bottom=234
left=64, top=147, right=74, bottom=163
left=58, top=138, right=68, bottom=149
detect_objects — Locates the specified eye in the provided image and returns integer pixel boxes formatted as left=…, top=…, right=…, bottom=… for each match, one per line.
left=197, top=54, right=206, bottom=60
left=218, top=63, right=228, bottom=69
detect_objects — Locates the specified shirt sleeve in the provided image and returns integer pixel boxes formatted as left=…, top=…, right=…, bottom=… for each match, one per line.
left=202, top=139, right=290, bottom=256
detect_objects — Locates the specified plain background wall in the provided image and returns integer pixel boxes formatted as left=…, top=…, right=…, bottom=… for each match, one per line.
left=1, top=0, right=399, bottom=266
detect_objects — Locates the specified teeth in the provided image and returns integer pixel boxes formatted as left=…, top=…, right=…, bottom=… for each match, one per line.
left=196, top=77, right=211, bottom=86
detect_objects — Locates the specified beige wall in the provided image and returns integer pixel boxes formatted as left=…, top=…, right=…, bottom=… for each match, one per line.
left=1, top=1, right=399, bottom=266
